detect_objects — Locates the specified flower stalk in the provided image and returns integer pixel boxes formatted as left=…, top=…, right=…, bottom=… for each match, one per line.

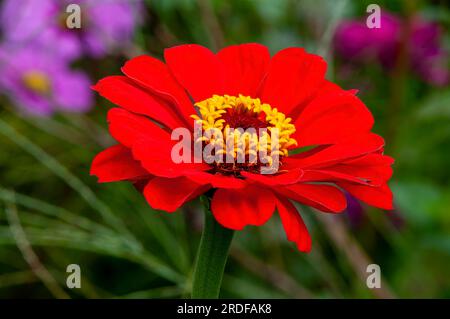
left=191, top=197, right=234, bottom=299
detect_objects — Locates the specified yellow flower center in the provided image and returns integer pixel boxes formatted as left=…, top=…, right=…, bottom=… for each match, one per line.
left=22, top=71, right=51, bottom=95
left=191, top=94, right=297, bottom=175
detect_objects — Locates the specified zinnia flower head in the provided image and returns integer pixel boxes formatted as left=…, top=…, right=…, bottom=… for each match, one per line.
left=0, top=0, right=142, bottom=60
left=0, top=45, right=92, bottom=115
left=91, top=44, right=394, bottom=252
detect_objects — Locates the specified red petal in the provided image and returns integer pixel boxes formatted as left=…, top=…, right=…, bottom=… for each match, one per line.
left=326, top=154, right=394, bottom=183
left=217, top=43, right=270, bottom=97
left=259, top=48, right=327, bottom=116
left=288, top=133, right=385, bottom=168
left=211, top=185, right=276, bottom=230
left=319, top=80, right=342, bottom=94
left=318, top=80, right=358, bottom=96
left=107, top=108, right=170, bottom=148
left=277, top=183, right=347, bottom=213
left=240, top=169, right=304, bottom=186
left=90, top=144, right=149, bottom=183
left=300, top=170, right=374, bottom=186
left=338, top=182, right=393, bottom=210
left=92, top=76, right=186, bottom=130
left=121, top=55, right=196, bottom=127
left=143, top=176, right=210, bottom=212
left=276, top=196, right=311, bottom=252
left=288, top=80, right=358, bottom=121
left=107, top=108, right=210, bottom=177
left=292, top=91, right=374, bottom=146
left=164, top=44, right=226, bottom=101
left=185, top=171, right=247, bottom=189
left=132, top=139, right=210, bottom=178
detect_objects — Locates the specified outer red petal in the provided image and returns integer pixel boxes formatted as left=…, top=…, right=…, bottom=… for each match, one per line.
left=143, top=176, right=210, bottom=213
left=300, top=170, right=374, bottom=186
left=276, top=196, right=312, bottom=252
left=217, top=43, right=270, bottom=97
left=164, top=44, right=226, bottom=101
left=131, top=139, right=210, bottom=178
left=315, top=80, right=357, bottom=96
left=107, top=108, right=210, bottom=177
left=338, top=182, right=393, bottom=210
left=90, top=144, right=149, bottom=183
left=319, top=80, right=343, bottom=95
left=259, top=48, right=327, bottom=116
left=285, top=155, right=393, bottom=187
left=287, top=133, right=385, bottom=168
left=288, top=79, right=359, bottom=121
left=292, top=91, right=374, bottom=146
left=211, top=185, right=276, bottom=230
left=325, top=154, right=394, bottom=183
left=107, top=108, right=170, bottom=148
left=121, top=55, right=196, bottom=127
left=240, top=169, right=304, bottom=186
left=277, top=183, right=347, bottom=213
left=92, top=76, right=185, bottom=130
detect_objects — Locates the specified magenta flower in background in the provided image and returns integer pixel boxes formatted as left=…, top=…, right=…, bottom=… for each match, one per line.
left=409, top=19, right=449, bottom=86
left=0, top=46, right=93, bottom=116
left=334, top=13, right=401, bottom=69
left=0, top=0, right=142, bottom=60
left=334, top=11, right=449, bottom=86
left=345, top=193, right=365, bottom=227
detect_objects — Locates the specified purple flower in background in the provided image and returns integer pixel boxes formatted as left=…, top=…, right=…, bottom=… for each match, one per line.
left=0, top=46, right=93, bottom=116
left=334, top=13, right=401, bottom=69
left=334, top=11, right=449, bottom=86
left=345, top=192, right=405, bottom=230
left=0, top=0, right=142, bottom=60
left=409, top=19, right=449, bottom=86
left=345, top=193, right=365, bottom=227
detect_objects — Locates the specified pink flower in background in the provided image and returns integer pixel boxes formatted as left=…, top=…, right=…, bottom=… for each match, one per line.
left=334, top=11, right=449, bottom=86
left=0, top=0, right=143, bottom=60
left=0, top=46, right=93, bottom=115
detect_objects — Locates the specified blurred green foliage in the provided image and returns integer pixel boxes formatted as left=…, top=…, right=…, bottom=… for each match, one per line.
left=0, top=0, right=449, bottom=298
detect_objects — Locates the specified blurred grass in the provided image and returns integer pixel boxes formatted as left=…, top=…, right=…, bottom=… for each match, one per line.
left=0, top=0, right=449, bottom=298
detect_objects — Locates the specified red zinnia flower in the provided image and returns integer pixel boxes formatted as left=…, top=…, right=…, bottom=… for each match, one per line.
left=91, top=43, right=394, bottom=252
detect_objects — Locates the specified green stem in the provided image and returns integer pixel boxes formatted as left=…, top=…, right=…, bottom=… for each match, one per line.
left=191, top=199, right=234, bottom=299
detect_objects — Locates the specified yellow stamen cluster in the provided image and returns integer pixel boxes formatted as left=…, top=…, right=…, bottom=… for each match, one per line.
left=22, top=71, right=51, bottom=95
left=191, top=95, right=297, bottom=163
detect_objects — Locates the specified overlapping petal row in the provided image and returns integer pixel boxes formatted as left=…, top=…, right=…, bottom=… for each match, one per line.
left=91, top=43, right=394, bottom=252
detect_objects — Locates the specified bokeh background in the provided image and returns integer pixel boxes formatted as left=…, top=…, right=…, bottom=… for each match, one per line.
left=0, top=0, right=449, bottom=298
